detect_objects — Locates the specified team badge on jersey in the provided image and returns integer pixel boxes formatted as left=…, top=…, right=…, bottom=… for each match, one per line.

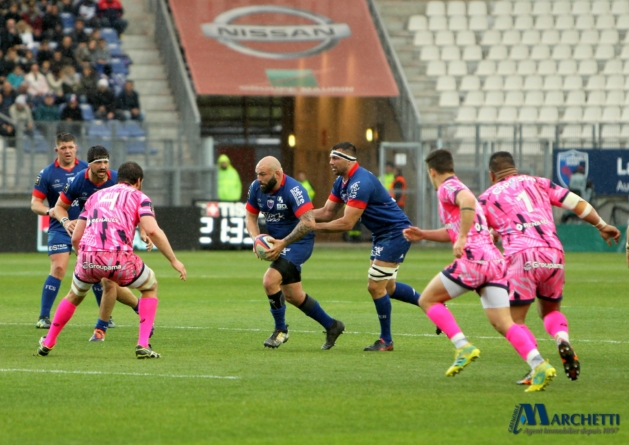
left=557, top=149, right=588, bottom=188
left=267, top=198, right=274, bottom=209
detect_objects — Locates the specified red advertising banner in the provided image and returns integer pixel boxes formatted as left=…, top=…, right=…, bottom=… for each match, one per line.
left=169, top=0, right=399, bottom=97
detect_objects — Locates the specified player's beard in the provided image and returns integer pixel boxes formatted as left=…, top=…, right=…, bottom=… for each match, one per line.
left=260, top=176, right=277, bottom=193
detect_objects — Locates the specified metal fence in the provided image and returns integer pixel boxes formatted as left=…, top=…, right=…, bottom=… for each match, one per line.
left=0, top=121, right=215, bottom=206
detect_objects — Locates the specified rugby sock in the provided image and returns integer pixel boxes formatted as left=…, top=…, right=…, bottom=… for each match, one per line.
left=95, top=318, right=109, bottom=332
left=298, top=294, right=334, bottom=330
left=40, top=275, right=61, bottom=318
left=506, top=324, right=544, bottom=369
left=44, top=299, right=77, bottom=348
left=373, top=294, right=393, bottom=344
left=92, top=283, right=103, bottom=306
left=543, top=311, right=570, bottom=345
left=426, top=304, right=465, bottom=347
left=518, top=324, right=538, bottom=348
left=390, top=282, right=420, bottom=306
left=138, top=297, right=158, bottom=348
left=133, top=302, right=139, bottom=314
left=268, top=291, right=287, bottom=331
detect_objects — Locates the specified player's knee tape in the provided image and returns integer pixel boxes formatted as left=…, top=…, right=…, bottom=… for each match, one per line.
left=480, top=286, right=510, bottom=309
left=129, top=266, right=156, bottom=291
left=368, top=265, right=399, bottom=281
left=71, top=275, right=93, bottom=297
left=267, top=290, right=285, bottom=309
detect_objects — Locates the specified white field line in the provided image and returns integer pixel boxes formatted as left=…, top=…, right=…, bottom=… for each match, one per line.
left=0, top=368, right=239, bottom=379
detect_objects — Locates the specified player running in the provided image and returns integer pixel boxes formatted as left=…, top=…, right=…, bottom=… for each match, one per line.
left=403, top=149, right=556, bottom=392
left=314, top=142, right=421, bottom=352
left=30, top=132, right=100, bottom=329
left=245, top=156, right=345, bottom=350
left=478, top=151, right=620, bottom=384
left=37, top=161, right=186, bottom=359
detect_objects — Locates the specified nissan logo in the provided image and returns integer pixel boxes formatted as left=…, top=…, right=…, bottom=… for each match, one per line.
left=201, top=5, right=351, bottom=60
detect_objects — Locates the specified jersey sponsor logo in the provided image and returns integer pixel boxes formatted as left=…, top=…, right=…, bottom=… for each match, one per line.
left=523, top=261, right=564, bottom=271
left=348, top=181, right=360, bottom=199
left=515, top=219, right=551, bottom=231
left=290, top=186, right=305, bottom=205
left=264, top=212, right=285, bottom=222
left=88, top=217, right=119, bottom=225
left=278, top=196, right=283, bottom=203
left=371, top=245, right=384, bottom=257
left=491, top=175, right=536, bottom=195
left=82, top=262, right=123, bottom=271
left=35, top=173, right=42, bottom=186
left=48, top=244, right=68, bottom=251
left=474, top=222, right=489, bottom=232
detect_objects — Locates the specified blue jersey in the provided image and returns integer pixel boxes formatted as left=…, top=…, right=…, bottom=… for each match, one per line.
left=33, top=158, right=88, bottom=234
left=60, top=168, right=118, bottom=211
left=329, top=163, right=411, bottom=236
left=246, top=174, right=314, bottom=241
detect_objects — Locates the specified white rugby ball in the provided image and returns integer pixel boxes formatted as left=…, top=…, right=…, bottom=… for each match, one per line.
left=254, top=235, right=274, bottom=261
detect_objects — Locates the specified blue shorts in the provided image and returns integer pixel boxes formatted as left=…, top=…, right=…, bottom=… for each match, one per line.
left=280, top=238, right=313, bottom=272
left=370, top=229, right=411, bottom=264
left=47, top=230, right=72, bottom=256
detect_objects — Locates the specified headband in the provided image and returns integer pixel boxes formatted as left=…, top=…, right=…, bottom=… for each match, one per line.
left=330, top=150, right=356, bottom=161
left=88, top=157, right=109, bottom=164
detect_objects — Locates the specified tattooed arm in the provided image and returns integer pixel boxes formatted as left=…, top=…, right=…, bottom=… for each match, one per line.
left=263, top=210, right=315, bottom=261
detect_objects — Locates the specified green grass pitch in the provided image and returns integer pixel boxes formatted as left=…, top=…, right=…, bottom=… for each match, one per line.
left=0, top=247, right=627, bottom=444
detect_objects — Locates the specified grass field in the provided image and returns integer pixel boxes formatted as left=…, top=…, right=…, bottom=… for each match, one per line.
left=0, top=246, right=627, bottom=444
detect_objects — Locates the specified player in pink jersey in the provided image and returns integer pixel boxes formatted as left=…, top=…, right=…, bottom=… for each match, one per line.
left=403, top=149, right=556, bottom=392
left=36, top=162, right=187, bottom=359
left=479, top=151, right=620, bottom=384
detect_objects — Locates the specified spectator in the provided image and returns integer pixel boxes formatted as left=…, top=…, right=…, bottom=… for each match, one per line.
left=70, top=18, right=89, bottom=45
left=0, top=113, right=14, bottom=136
left=4, top=2, right=21, bottom=23
left=7, top=64, right=25, bottom=89
left=40, top=59, right=51, bottom=76
left=33, top=92, right=59, bottom=121
left=42, top=4, right=63, bottom=42
left=115, top=80, right=143, bottom=121
left=75, top=0, right=100, bottom=29
left=89, top=78, right=115, bottom=120
left=217, top=154, right=242, bottom=201
left=3, top=46, right=18, bottom=74
left=98, top=0, right=127, bottom=36
left=0, top=92, right=11, bottom=116
left=61, top=64, right=80, bottom=95
left=379, top=161, right=395, bottom=191
left=77, top=63, right=98, bottom=99
left=59, top=0, right=75, bottom=14
left=36, top=39, right=53, bottom=65
left=22, top=1, right=44, bottom=35
left=59, top=93, right=83, bottom=134
left=21, top=49, right=36, bottom=73
left=296, top=171, right=315, bottom=201
left=0, top=49, right=12, bottom=81
left=74, top=40, right=92, bottom=66
left=93, top=37, right=111, bottom=76
left=59, top=35, right=76, bottom=66
left=16, top=20, right=35, bottom=50
left=390, top=167, right=407, bottom=212
left=25, top=62, right=50, bottom=98
left=46, top=65, right=64, bottom=99
left=9, top=94, right=34, bottom=132
left=1, top=18, right=24, bottom=53
left=1, top=80, right=16, bottom=108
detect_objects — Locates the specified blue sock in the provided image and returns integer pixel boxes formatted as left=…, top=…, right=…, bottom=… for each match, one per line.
left=373, top=294, right=393, bottom=343
left=133, top=301, right=139, bottom=314
left=40, top=275, right=61, bottom=318
left=270, top=307, right=287, bottom=331
left=93, top=283, right=103, bottom=306
left=95, top=318, right=109, bottom=331
left=298, top=295, right=334, bottom=330
left=390, top=282, right=420, bottom=306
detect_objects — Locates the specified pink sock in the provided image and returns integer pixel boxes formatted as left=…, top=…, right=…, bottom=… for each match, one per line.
left=426, top=303, right=462, bottom=339
left=518, top=324, right=537, bottom=348
left=138, top=297, right=158, bottom=348
left=543, top=311, right=568, bottom=338
left=506, top=324, right=536, bottom=361
left=44, top=299, right=77, bottom=348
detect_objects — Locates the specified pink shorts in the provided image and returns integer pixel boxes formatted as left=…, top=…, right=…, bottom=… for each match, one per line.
left=442, top=257, right=508, bottom=293
left=75, top=251, right=146, bottom=287
left=506, top=248, right=565, bottom=305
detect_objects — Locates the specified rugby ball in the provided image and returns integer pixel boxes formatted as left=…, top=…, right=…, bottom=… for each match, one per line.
left=254, top=235, right=274, bottom=261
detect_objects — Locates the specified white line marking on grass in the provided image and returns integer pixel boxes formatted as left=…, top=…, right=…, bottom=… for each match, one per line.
left=0, top=368, right=239, bottom=379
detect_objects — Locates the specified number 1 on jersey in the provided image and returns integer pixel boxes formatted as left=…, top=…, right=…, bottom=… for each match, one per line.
left=516, top=191, right=534, bottom=212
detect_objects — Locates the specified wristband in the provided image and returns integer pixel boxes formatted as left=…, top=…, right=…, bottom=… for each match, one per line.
left=46, top=208, right=50, bottom=216
left=60, top=217, right=69, bottom=227
left=626, top=243, right=629, bottom=250
left=595, top=218, right=607, bottom=230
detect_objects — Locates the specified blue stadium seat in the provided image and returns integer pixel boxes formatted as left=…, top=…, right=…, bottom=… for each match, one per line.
left=111, top=58, right=129, bottom=75
left=80, top=104, right=95, bottom=121
left=87, top=122, right=112, bottom=138
left=101, top=28, right=119, bottom=44
left=23, top=130, right=50, bottom=154
left=61, top=13, right=75, bottom=33
left=108, top=43, right=123, bottom=57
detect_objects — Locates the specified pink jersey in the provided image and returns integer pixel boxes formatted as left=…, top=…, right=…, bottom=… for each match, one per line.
left=78, top=183, right=155, bottom=252
left=437, top=176, right=502, bottom=261
left=478, top=175, right=568, bottom=257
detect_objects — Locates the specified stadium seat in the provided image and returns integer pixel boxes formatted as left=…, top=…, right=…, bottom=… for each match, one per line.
left=429, top=16, right=448, bottom=31
left=580, top=30, right=600, bottom=45
left=575, top=14, right=595, bottom=30
left=593, top=1, right=612, bottom=15
left=517, top=60, right=537, bottom=75
left=583, top=106, right=603, bottom=124
left=542, top=30, right=560, bottom=45
left=436, top=75, right=456, bottom=91
left=563, top=75, right=584, bottom=91
left=587, top=90, right=607, bottom=106
left=624, top=61, right=629, bottom=73
left=439, top=91, right=460, bottom=107
left=468, top=15, right=488, bottom=31
left=555, top=15, right=575, bottom=30
left=563, top=106, right=584, bottom=122
left=600, top=29, right=619, bottom=44
left=573, top=2, right=591, bottom=15
left=574, top=44, right=594, bottom=60
left=543, top=75, right=562, bottom=91
left=586, top=74, right=606, bottom=90
left=545, top=90, right=565, bottom=106
left=606, top=90, right=625, bottom=105
left=518, top=106, right=538, bottom=125
left=455, top=106, right=477, bottom=123
left=110, top=58, right=129, bottom=75
left=538, top=107, right=559, bottom=138
left=509, top=45, right=529, bottom=60
left=566, top=90, right=587, bottom=106
left=477, top=106, right=497, bottom=122
left=553, top=1, right=571, bottom=16
left=504, top=75, right=524, bottom=91
left=523, top=75, right=543, bottom=90
left=80, top=104, right=95, bottom=121
left=558, top=59, right=577, bottom=75
left=526, top=90, right=545, bottom=106
left=481, top=30, right=501, bottom=46
left=497, top=60, right=517, bottom=75
left=516, top=15, right=535, bottom=31
left=441, top=45, right=461, bottom=61
left=522, top=30, right=540, bottom=46
left=426, top=1, right=446, bottom=16
left=483, top=75, right=504, bottom=91
left=421, top=45, right=440, bottom=61
left=602, top=106, right=622, bottom=122
left=493, top=1, right=512, bottom=16
left=621, top=45, right=629, bottom=59
left=463, top=91, right=484, bottom=106
left=448, top=16, right=468, bottom=31
left=617, top=14, right=629, bottom=30
left=578, top=59, right=598, bottom=75
left=467, top=1, right=487, bottom=16
left=625, top=76, right=629, bottom=89
left=100, top=28, right=119, bottom=44
left=621, top=106, right=629, bottom=121
left=595, top=44, right=616, bottom=60
left=455, top=31, right=475, bottom=46
left=426, top=60, right=446, bottom=76
left=413, top=30, right=433, bottom=46
left=534, top=15, right=554, bottom=30
left=502, top=30, right=520, bottom=46
left=485, top=91, right=505, bottom=106
left=462, top=46, right=482, bottom=62
left=552, top=44, right=572, bottom=60
left=435, top=30, right=454, bottom=46
left=475, top=60, right=496, bottom=76
left=537, top=59, right=557, bottom=75
left=494, top=15, right=513, bottom=31
left=532, top=1, right=552, bottom=16
left=23, top=130, right=49, bottom=154
left=612, top=1, right=629, bottom=15
left=606, top=74, right=624, bottom=90
left=505, top=91, right=524, bottom=106
left=488, top=45, right=508, bottom=60
left=531, top=44, right=551, bottom=60
left=596, top=14, right=616, bottom=29
left=513, top=2, right=532, bottom=16
left=460, top=75, right=481, bottom=91
left=408, top=15, right=428, bottom=31
left=108, top=43, right=123, bottom=57
left=88, top=122, right=112, bottom=138
left=447, top=1, right=466, bottom=16
left=560, top=30, right=580, bottom=45
left=448, top=60, right=468, bottom=76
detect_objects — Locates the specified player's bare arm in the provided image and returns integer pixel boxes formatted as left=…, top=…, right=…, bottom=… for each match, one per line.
left=315, top=205, right=363, bottom=233
left=561, top=193, right=621, bottom=245
left=266, top=210, right=316, bottom=262
left=71, top=218, right=86, bottom=252
left=454, top=189, right=477, bottom=258
left=30, top=195, right=54, bottom=218
left=403, top=226, right=450, bottom=243
left=313, top=199, right=344, bottom=222
left=53, top=196, right=76, bottom=235
left=140, top=215, right=186, bottom=280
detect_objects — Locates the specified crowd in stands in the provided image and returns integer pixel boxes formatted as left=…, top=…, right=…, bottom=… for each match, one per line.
left=0, top=0, right=142, bottom=138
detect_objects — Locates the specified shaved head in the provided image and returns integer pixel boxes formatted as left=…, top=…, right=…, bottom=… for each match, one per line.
left=255, top=156, right=283, bottom=193
left=256, top=156, right=282, bottom=174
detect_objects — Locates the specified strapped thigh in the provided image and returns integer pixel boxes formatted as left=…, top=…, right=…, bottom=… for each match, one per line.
left=368, top=264, right=399, bottom=281
left=71, top=274, right=94, bottom=297
left=128, top=265, right=156, bottom=291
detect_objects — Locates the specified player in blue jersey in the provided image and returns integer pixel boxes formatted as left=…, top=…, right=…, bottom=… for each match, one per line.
left=245, top=156, right=345, bottom=350
left=52, top=145, right=145, bottom=341
left=30, top=132, right=100, bottom=329
left=314, top=142, right=420, bottom=351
